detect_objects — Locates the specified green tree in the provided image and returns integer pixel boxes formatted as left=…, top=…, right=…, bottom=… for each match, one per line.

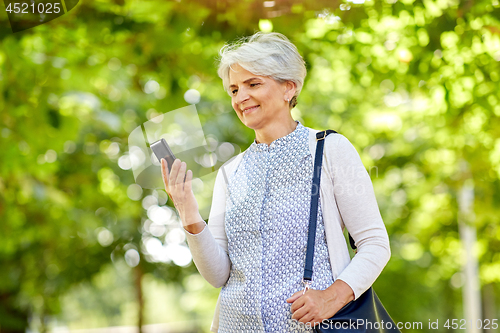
left=1, top=0, right=499, bottom=331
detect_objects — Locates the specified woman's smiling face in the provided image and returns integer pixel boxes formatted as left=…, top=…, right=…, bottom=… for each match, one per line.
left=228, top=63, right=290, bottom=130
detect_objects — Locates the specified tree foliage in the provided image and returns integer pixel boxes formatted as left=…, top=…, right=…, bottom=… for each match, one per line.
left=0, top=0, right=499, bottom=331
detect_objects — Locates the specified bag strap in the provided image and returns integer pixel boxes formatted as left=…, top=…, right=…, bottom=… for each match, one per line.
left=303, top=130, right=356, bottom=286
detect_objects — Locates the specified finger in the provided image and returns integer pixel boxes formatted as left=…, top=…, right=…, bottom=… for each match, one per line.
left=169, top=159, right=181, bottom=188
left=161, top=160, right=173, bottom=200
left=286, top=290, right=303, bottom=303
left=291, top=305, right=309, bottom=321
left=299, top=313, right=315, bottom=325
left=175, top=161, right=187, bottom=188
left=161, top=159, right=169, bottom=184
left=164, top=159, right=170, bottom=182
left=185, top=169, right=193, bottom=192
left=290, top=295, right=306, bottom=313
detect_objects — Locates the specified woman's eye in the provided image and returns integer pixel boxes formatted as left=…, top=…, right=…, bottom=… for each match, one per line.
left=231, top=89, right=238, bottom=95
left=250, top=83, right=260, bottom=87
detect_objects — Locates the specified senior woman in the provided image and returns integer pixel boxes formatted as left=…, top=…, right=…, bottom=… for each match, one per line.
left=161, top=32, right=391, bottom=332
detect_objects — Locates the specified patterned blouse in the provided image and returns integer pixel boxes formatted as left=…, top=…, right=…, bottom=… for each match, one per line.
left=218, top=121, right=334, bottom=332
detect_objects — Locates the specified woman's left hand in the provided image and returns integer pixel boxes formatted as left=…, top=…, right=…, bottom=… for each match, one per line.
left=286, top=279, right=355, bottom=326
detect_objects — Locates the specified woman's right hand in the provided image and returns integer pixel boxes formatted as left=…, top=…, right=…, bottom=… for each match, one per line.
left=161, top=158, right=205, bottom=234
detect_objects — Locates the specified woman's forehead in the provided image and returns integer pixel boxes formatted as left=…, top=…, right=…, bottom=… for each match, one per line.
left=229, top=64, right=266, bottom=84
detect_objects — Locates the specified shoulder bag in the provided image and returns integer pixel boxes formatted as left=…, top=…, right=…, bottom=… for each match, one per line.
left=304, top=130, right=401, bottom=333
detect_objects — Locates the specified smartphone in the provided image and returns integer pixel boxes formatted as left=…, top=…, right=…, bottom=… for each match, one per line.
left=150, top=138, right=176, bottom=173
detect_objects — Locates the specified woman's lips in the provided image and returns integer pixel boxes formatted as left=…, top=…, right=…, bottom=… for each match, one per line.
left=243, top=105, right=259, bottom=114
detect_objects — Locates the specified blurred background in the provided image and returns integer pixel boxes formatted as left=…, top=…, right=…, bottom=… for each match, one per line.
left=1, top=0, right=500, bottom=332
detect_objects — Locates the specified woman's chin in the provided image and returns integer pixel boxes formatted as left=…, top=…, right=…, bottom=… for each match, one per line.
left=240, top=117, right=259, bottom=129
left=239, top=110, right=259, bottom=125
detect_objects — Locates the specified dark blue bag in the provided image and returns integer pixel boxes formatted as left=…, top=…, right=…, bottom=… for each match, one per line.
left=305, top=130, right=400, bottom=333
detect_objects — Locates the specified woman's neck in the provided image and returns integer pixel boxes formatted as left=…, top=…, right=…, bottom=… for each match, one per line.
left=254, top=117, right=298, bottom=146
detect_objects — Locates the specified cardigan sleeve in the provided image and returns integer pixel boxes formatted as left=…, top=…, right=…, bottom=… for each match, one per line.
left=326, top=134, right=391, bottom=299
left=184, top=166, right=231, bottom=288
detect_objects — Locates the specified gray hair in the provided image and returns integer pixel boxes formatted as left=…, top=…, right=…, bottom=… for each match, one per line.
left=217, top=32, right=307, bottom=108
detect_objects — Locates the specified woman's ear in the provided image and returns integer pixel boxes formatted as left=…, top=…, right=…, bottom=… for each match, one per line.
left=284, top=81, right=297, bottom=100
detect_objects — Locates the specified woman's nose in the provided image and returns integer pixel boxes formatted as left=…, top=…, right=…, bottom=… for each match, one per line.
left=235, top=88, right=250, bottom=105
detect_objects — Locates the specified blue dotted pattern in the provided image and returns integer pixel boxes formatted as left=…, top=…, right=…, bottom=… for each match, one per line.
left=218, top=122, right=334, bottom=332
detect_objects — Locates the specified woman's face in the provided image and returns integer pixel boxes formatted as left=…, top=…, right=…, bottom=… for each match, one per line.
left=228, top=64, right=292, bottom=130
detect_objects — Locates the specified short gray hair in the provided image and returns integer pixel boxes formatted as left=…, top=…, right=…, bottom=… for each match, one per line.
left=217, top=32, right=307, bottom=108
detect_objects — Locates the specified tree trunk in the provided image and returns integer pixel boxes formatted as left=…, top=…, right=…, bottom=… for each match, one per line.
left=482, top=284, right=496, bottom=330
left=133, top=265, right=144, bottom=333
left=0, top=292, right=29, bottom=333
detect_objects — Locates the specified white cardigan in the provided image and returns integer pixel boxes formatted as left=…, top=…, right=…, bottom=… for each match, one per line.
left=184, top=127, right=391, bottom=332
